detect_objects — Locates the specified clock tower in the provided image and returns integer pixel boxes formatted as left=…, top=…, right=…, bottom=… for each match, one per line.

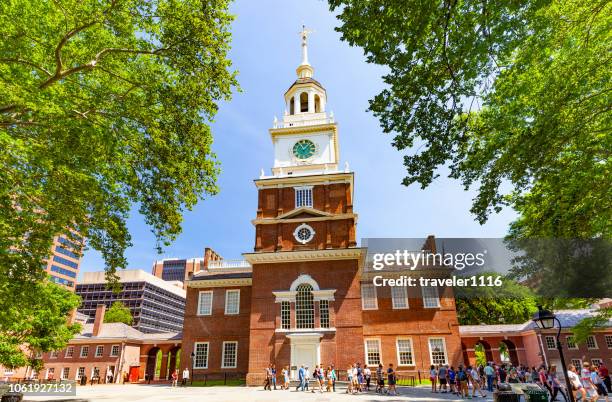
left=244, top=26, right=364, bottom=385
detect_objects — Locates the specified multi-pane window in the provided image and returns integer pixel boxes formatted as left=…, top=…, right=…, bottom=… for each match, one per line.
left=110, top=345, right=120, bottom=357
left=365, top=339, right=381, bottom=366
left=95, top=345, right=104, bottom=357
left=422, top=286, right=440, bottom=308
left=545, top=336, right=556, bottom=350
left=295, top=187, right=313, bottom=208
left=225, top=290, right=240, bottom=315
left=571, top=359, right=582, bottom=368
left=566, top=336, right=577, bottom=349
left=319, top=300, right=330, bottom=328
left=606, top=335, right=612, bottom=348
left=77, top=367, right=85, bottom=380
left=429, top=338, right=448, bottom=365
left=397, top=339, right=414, bottom=366
left=65, top=346, right=74, bottom=358
left=46, top=368, right=55, bottom=379
left=361, top=284, right=378, bottom=310
left=50, top=351, right=59, bottom=359
left=61, top=368, right=70, bottom=380
left=80, top=346, right=89, bottom=357
left=592, top=358, right=603, bottom=366
left=391, top=286, right=409, bottom=309
left=198, top=291, right=213, bottom=316
left=587, top=335, right=598, bottom=349
left=221, top=341, right=238, bottom=368
left=295, top=284, right=314, bottom=329
left=194, top=342, right=209, bottom=369
left=281, top=301, right=291, bottom=329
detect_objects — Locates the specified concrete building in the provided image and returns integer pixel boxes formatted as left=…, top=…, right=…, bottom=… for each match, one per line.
left=44, top=235, right=84, bottom=290
left=76, top=270, right=186, bottom=333
left=180, top=29, right=462, bottom=386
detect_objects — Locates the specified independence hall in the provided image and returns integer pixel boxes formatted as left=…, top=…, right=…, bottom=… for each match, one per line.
left=180, top=30, right=462, bottom=385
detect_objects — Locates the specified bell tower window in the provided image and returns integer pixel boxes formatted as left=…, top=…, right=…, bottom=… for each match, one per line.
left=300, top=92, right=308, bottom=112
left=290, top=97, right=295, bottom=115
left=314, top=94, right=321, bottom=112
left=295, top=284, right=315, bottom=329
left=295, top=186, right=313, bottom=208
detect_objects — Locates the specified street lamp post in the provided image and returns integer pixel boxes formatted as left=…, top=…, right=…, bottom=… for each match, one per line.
left=532, top=306, right=575, bottom=402
left=190, top=352, right=195, bottom=386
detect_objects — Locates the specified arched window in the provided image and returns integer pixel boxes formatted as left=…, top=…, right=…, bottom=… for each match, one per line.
left=295, top=283, right=314, bottom=328
left=300, top=92, right=308, bottom=113
left=289, top=97, right=295, bottom=115
left=314, top=94, right=321, bottom=113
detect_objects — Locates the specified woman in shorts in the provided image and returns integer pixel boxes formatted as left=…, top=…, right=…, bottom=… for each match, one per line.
left=430, top=365, right=438, bottom=393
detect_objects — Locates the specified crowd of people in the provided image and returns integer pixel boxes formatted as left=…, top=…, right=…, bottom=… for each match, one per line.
left=427, top=361, right=611, bottom=401
left=263, top=362, right=402, bottom=396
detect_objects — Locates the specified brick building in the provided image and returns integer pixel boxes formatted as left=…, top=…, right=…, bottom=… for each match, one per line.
left=180, top=30, right=462, bottom=386
left=461, top=309, right=612, bottom=369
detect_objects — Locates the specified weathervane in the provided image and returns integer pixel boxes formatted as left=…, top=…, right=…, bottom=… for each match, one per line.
left=299, top=24, right=314, bottom=66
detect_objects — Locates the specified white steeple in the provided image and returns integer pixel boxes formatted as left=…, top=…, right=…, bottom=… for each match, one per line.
left=297, top=25, right=314, bottom=79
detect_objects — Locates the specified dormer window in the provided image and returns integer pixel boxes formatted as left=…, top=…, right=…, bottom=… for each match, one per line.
left=295, top=186, right=313, bottom=208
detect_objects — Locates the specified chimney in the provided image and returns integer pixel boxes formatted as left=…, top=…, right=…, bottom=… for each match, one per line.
left=92, top=304, right=106, bottom=336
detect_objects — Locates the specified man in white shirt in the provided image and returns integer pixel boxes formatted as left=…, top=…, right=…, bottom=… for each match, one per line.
left=182, top=368, right=190, bottom=386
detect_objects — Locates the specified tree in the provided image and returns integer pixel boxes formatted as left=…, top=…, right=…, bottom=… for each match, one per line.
left=104, top=301, right=133, bottom=325
left=455, top=273, right=538, bottom=325
left=0, top=0, right=237, bottom=286
left=0, top=280, right=81, bottom=370
left=328, top=0, right=611, bottom=237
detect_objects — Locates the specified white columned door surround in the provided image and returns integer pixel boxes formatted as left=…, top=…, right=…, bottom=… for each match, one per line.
left=287, top=333, right=322, bottom=380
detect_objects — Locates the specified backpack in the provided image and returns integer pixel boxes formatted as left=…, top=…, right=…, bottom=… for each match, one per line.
left=457, top=370, right=466, bottom=381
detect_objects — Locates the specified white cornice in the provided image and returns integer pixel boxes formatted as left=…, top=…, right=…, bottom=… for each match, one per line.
left=243, top=248, right=365, bottom=264
left=187, top=278, right=252, bottom=288
left=252, top=213, right=357, bottom=226
left=254, top=172, right=353, bottom=189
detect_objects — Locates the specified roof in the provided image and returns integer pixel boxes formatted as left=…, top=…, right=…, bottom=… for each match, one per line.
left=284, top=77, right=326, bottom=96
left=79, top=269, right=186, bottom=298
left=460, top=308, right=612, bottom=335
left=191, top=271, right=252, bottom=281
left=75, top=323, right=181, bottom=342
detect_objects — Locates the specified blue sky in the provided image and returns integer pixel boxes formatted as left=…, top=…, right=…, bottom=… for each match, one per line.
left=79, top=0, right=516, bottom=276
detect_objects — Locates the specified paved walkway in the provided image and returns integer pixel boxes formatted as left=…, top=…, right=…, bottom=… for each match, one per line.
left=24, top=384, right=496, bottom=402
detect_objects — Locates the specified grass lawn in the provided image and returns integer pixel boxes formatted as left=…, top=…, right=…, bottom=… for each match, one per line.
left=189, top=379, right=245, bottom=387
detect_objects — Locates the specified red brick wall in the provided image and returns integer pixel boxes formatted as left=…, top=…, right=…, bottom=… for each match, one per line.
left=182, top=286, right=252, bottom=378
left=246, top=258, right=363, bottom=384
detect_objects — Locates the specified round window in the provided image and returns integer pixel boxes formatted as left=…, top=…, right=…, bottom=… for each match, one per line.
left=293, top=223, right=315, bottom=244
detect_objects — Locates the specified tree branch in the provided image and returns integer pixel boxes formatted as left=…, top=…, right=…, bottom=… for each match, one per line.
left=0, top=58, right=52, bottom=76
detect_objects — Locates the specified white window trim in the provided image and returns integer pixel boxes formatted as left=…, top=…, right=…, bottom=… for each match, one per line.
left=224, top=289, right=240, bottom=315
left=566, top=336, right=578, bottom=350
left=364, top=338, right=382, bottom=367
left=545, top=336, right=556, bottom=350
left=605, top=335, right=612, bottom=349
left=587, top=335, right=598, bottom=350
left=391, top=286, right=409, bottom=310
left=65, top=346, right=74, bottom=358
left=50, top=351, right=58, bottom=359
left=361, top=284, right=378, bottom=310
left=110, top=344, right=120, bottom=357
left=80, top=346, right=89, bottom=358
left=294, top=186, right=314, bottom=208
left=95, top=345, right=104, bottom=357
left=421, top=286, right=440, bottom=308
left=396, top=337, right=415, bottom=367
left=428, top=337, right=448, bottom=365
left=198, top=290, right=213, bottom=316
left=221, top=341, right=238, bottom=369
left=591, top=358, right=603, bottom=366
left=193, top=342, right=209, bottom=369
left=571, top=359, right=582, bottom=368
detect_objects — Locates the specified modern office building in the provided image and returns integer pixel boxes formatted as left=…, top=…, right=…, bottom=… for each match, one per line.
left=76, top=270, right=186, bottom=333
left=151, top=248, right=223, bottom=286
left=44, top=235, right=84, bottom=290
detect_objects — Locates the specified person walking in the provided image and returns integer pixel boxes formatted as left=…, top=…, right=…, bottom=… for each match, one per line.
left=181, top=368, right=189, bottom=386
left=271, top=364, right=277, bottom=390
left=296, top=365, right=306, bottom=392
left=591, top=364, right=609, bottom=402
left=456, top=365, right=469, bottom=398
left=387, top=363, right=397, bottom=396
left=430, top=364, right=439, bottom=393
left=304, top=366, right=311, bottom=392
left=171, top=370, right=178, bottom=387
left=600, top=362, right=612, bottom=393
left=364, top=364, right=372, bottom=391
left=282, top=366, right=289, bottom=390
left=439, top=364, right=448, bottom=393
left=470, top=365, right=487, bottom=398
left=548, top=365, right=568, bottom=402
left=376, top=363, right=385, bottom=394
left=347, top=364, right=354, bottom=394
left=484, top=363, right=495, bottom=393
left=330, top=364, right=336, bottom=392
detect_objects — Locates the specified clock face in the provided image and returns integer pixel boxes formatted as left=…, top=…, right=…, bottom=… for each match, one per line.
left=292, top=139, right=316, bottom=160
